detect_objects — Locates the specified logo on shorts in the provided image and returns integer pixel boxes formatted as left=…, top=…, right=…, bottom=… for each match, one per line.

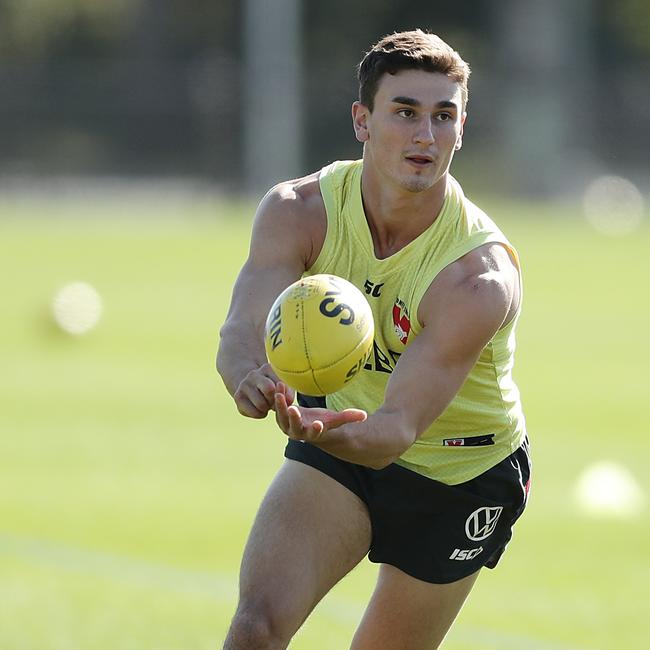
left=465, top=506, right=503, bottom=541
left=449, top=546, right=483, bottom=561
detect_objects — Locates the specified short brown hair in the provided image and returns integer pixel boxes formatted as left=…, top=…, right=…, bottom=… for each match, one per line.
left=357, top=30, right=471, bottom=111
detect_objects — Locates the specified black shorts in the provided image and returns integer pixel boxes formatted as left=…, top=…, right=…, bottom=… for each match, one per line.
left=284, top=424, right=531, bottom=584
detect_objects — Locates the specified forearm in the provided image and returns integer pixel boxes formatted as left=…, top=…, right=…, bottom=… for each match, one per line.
left=312, top=410, right=416, bottom=470
left=216, top=322, right=267, bottom=396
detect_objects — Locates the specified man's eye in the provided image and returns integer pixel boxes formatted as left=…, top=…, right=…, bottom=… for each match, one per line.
left=436, top=113, right=453, bottom=121
left=397, top=109, right=414, bottom=118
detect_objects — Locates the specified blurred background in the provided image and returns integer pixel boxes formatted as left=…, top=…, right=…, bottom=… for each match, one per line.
left=1, top=0, right=648, bottom=196
left=1, top=1, right=648, bottom=649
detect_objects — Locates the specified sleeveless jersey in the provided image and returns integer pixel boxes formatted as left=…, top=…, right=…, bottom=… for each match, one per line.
left=307, top=159, right=527, bottom=485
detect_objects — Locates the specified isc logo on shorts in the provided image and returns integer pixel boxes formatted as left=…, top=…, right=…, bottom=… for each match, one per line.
left=449, top=547, right=483, bottom=561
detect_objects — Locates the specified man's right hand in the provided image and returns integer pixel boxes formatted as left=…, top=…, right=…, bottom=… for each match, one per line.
left=233, top=363, right=296, bottom=419
left=216, top=173, right=326, bottom=420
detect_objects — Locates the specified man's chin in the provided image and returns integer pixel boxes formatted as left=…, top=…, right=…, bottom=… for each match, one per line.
left=400, top=177, right=434, bottom=193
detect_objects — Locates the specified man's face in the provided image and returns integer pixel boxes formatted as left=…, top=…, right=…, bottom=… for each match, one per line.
left=353, top=69, right=466, bottom=193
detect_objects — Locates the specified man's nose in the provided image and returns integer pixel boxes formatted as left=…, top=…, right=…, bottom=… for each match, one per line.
left=413, top=118, right=435, bottom=144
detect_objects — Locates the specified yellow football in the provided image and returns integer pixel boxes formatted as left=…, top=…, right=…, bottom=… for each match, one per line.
left=264, top=274, right=374, bottom=396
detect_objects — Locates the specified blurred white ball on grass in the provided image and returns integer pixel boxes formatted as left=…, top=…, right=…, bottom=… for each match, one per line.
left=583, top=175, right=645, bottom=236
left=51, top=281, right=103, bottom=335
left=574, top=461, right=645, bottom=518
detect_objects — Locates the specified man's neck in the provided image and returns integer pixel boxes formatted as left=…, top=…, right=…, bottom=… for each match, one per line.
left=360, top=165, right=449, bottom=260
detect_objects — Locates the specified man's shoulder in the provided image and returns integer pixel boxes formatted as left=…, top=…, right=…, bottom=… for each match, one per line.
left=419, top=243, right=520, bottom=331
left=268, top=159, right=361, bottom=209
left=262, top=170, right=325, bottom=221
left=254, top=170, right=328, bottom=269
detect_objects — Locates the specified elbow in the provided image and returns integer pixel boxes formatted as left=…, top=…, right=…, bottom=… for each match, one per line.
left=216, top=321, right=238, bottom=377
left=215, top=342, right=226, bottom=379
left=215, top=327, right=238, bottom=394
left=215, top=350, right=232, bottom=396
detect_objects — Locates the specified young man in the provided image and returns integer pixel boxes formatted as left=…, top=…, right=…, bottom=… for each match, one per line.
left=217, top=30, right=530, bottom=649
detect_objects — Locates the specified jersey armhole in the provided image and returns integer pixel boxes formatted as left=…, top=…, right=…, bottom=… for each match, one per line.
left=411, top=234, right=520, bottom=333
left=306, top=164, right=339, bottom=274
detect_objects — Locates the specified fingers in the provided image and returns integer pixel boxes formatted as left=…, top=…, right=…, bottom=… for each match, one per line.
left=287, top=404, right=303, bottom=434
left=286, top=404, right=324, bottom=441
left=234, top=381, right=274, bottom=416
left=275, top=391, right=353, bottom=443
left=233, top=355, right=365, bottom=439
left=326, top=408, right=367, bottom=427
left=274, top=391, right=310, bottom=440
left=233, top=367, right=282, bottom=418
left=260, top=364, right=296, bottom=405
left=344, top=408, right=367, bottom=422
left=256, top=373, right=280, bottom=408
left=282, top=383, right=296, bottom=406
left=274, top=381, right=295, bottom=406
left=274, top=390, right=290, bottom=431
left=235, top=397, right=268, bottom=419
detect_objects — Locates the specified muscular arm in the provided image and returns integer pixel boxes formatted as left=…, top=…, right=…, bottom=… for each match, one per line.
left=216, top=176, right=324, bottom=418
left=275, top=243, right=520, bottom=468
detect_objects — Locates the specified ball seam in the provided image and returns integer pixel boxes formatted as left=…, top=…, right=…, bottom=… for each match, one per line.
left=299, top=298, right=326, bottom=394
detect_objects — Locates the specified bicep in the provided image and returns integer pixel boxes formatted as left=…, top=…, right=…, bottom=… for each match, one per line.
left=379, top=272, right=512, bottom=438
left=224, top=187, right=318, bottom=330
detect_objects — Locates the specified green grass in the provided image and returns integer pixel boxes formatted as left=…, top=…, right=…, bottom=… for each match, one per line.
left=0, top=196, right=648, bottom=649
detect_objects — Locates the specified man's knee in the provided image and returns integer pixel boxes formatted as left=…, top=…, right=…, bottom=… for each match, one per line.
left=223, top=599, right=295, bottom=650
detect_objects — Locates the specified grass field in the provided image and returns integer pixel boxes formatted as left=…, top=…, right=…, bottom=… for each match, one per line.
left=0, top=194, right=648, bottom=649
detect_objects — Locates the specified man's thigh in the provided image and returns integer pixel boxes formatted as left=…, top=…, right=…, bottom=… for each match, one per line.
left=351, top=564, right=480, bottom=650
left=236, top=458, right=372, bottom=633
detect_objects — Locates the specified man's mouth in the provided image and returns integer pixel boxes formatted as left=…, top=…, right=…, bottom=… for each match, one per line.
left=404, top=154, right=434, bottom=167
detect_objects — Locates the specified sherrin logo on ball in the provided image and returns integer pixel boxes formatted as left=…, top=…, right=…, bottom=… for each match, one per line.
left=264, top=274, right=374, bottom=396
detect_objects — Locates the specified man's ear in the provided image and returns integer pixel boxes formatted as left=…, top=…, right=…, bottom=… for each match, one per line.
left=455, top=112, right=467, bottom=151
left=352, top=101, right=370, bottom=143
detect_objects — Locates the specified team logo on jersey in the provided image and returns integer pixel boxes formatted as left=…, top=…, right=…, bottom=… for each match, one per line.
left=392, top=298, right=411, bottom=344
left=465, top=506, right=503, bottom=541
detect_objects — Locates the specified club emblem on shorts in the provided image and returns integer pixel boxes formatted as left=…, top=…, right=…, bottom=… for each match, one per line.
left=465, top=506, right=503, bottom=541
left=392, top=298, right=411, bottom=344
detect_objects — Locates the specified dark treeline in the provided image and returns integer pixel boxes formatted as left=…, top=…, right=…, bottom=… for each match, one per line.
left=0, top=0, right=648, bottom=192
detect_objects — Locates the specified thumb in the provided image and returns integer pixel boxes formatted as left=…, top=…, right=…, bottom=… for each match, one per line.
left=322, top=408, right=367, bottom=428
left=340, top=408, right=368, bottom=423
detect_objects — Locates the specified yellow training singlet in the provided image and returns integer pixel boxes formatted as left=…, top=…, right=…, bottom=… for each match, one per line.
left=307, top=159, right=527, bottom=485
